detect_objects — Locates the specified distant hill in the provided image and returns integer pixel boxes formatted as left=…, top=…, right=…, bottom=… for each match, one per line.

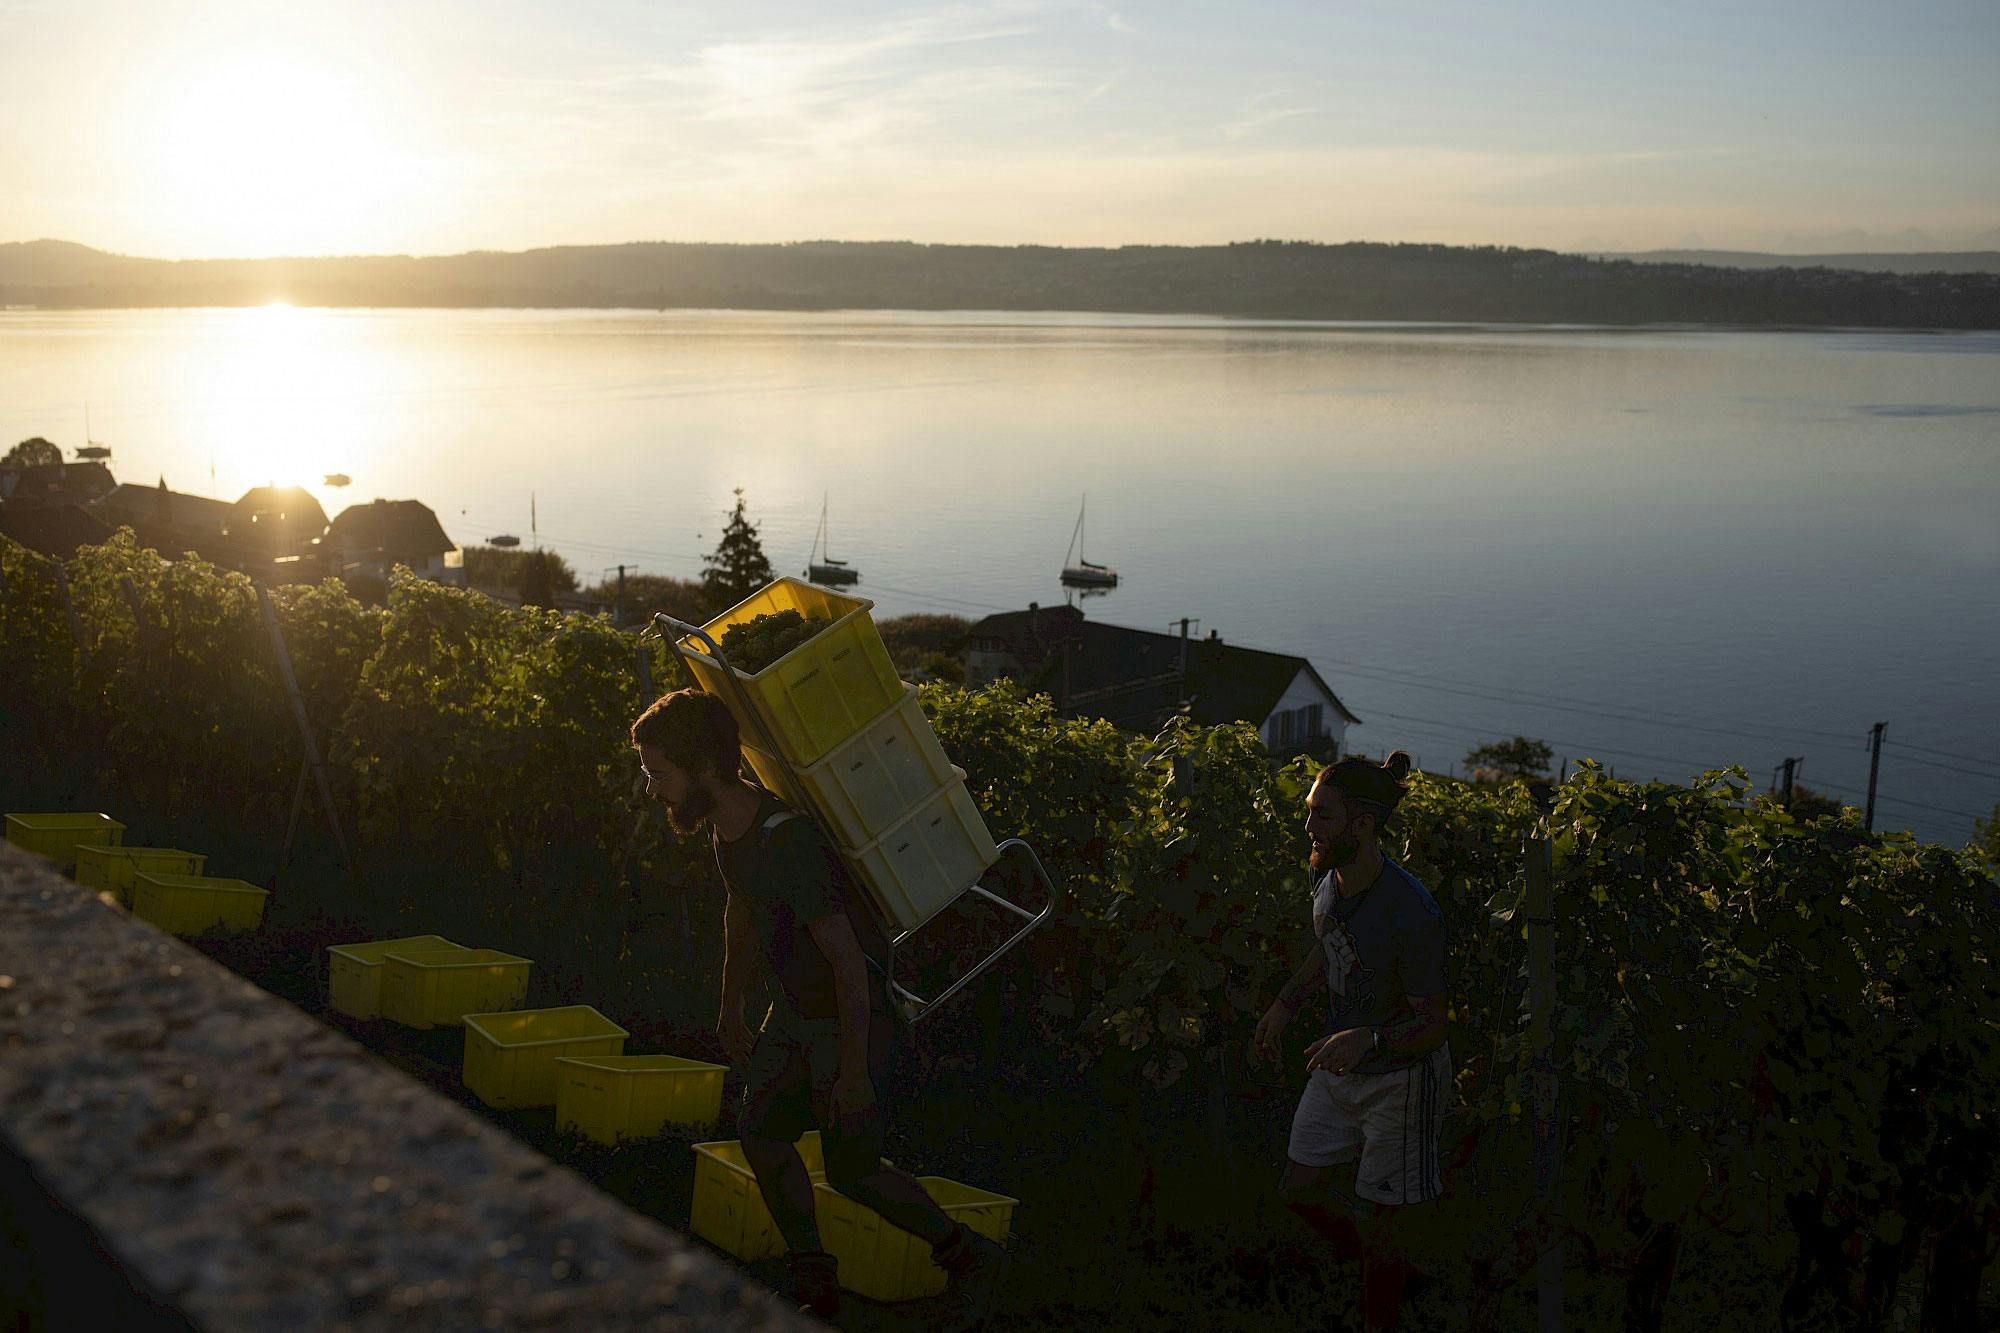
left=1591, top=249, right=2000, bottom=275
left=3, top=238, right=1997, bottom=328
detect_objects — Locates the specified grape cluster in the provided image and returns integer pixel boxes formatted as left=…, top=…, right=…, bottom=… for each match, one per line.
left=718, top=610, right=832, bottom=674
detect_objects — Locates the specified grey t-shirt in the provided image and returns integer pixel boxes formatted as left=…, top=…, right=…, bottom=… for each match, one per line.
left=1312, top=856, right=1448, bottom=1075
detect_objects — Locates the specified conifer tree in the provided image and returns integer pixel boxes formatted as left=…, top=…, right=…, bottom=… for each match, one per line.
left=701, top=487, right=773, bottom=610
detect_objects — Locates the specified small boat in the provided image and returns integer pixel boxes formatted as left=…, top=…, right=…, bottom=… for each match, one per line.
left=805, top=494, right=860, bottom=587
left=76, top=404, right=110, bottom=460
left=323, top=472, right=351, bottom=487
left=487, top=534, right=522, bottom=548
left=1060, top=495, right=1118, bottom=589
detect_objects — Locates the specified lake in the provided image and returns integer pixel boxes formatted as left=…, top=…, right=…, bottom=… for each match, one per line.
left=3, top=306, right=1996, bottom=844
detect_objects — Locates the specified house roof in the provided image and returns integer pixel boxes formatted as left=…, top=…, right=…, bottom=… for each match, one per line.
left=0, top=503, right=113, bottom=558
left=228, top=486, right=329, bottom=550
left=965, top=606, right=1360, bottom=730
left=329, top=500, right=456, bottom=559
left=94, top=483, right=233, bottom=534
left=4, top=461, right=116, bottom=506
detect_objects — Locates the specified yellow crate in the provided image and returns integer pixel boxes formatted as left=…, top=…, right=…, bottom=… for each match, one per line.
left=326, top=935, right=469, bottom=1021
left=5, top=812, right=124, bottom=873
left=675, top=577, right=902, bottom=768
left=555, top=1054, right=727, bottom=1144
left=73, top=846, right=206, bottom=906
left=130, top=872, right=267, bottom=936
left=743, top=687, right=959, bottom=849
left=848, top=776, right=1000, bottom=933
left=818, top=1176, right=1017, bottom=1301
left=380, top=949, right=531, bottom=1029
left=462, top=1006, right=627, bottom=1110
left=691, top=1133, right=834, bottom=1261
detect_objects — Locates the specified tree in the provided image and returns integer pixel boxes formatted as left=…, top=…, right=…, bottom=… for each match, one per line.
left=4, top=437, right=62, bottom=469
left=1463, top=735, right=1554, bottom=779
left=701, top=488, right=773, bottom=610
left=1975, top=802, right=2000, bottom=874
left=516, top=550, right=572, bottom=609
left=581, top=572, right=708, bottom=627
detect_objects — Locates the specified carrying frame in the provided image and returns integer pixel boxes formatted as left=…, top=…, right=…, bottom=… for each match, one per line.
left=645, top=610, right=1058, bottom=1024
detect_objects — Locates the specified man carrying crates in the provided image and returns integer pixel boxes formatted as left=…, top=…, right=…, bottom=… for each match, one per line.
left=632, top=689, right=1010, bottom=1324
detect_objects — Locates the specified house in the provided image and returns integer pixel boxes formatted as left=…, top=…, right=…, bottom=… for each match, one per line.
left=227, top=486, right=329, bottom=559
left=963, top=603, right=1359, bottom=755
left=92, top=480, right=233, bottom=546
left=0, top=461, right=116, bottom=507
left=0, top=503, right=112, bottom=559
left=327, top=499, right=466, bottom=586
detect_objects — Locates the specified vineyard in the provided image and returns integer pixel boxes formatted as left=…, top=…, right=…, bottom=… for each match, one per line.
left=2, top=529, right=1996, bottom=1330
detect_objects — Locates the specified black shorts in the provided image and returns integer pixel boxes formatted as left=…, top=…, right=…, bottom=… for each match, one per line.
left=740, top=1007, right=905, bottom=1181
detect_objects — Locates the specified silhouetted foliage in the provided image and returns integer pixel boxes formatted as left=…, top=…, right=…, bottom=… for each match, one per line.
left=4, top=437, right=62, bottom=468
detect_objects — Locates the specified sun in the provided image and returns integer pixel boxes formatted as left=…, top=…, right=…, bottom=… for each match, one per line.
left=139, top=51, right=408, bottom=257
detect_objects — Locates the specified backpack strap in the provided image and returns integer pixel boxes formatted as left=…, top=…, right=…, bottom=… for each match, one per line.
left=759, top=809, right=802, bottom=841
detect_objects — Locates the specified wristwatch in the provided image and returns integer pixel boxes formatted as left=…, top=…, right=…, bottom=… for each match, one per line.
left=1371, top=1027, right=1384, bottom=1054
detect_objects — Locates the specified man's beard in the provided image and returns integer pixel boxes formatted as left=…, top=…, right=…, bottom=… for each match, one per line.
left=1310, top=831, right=1362, bottom=872
left=665, top=783, right=717, bottom=834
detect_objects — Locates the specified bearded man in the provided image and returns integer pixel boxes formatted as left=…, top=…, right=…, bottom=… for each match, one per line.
left=631, top=688, right=1008, bottom=1325
left=1252, top=750, right=1453, bottom=1333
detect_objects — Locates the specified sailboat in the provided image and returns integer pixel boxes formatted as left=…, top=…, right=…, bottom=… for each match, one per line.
left=805, top=494, right=860, bottom=587
left=74, top=405, right=111, bottom=461
left=1060, top=495, right=1118, bottom=589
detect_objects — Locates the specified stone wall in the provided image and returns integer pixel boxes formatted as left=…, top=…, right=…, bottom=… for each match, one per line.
left=0, top=843, right=806, bottom=1331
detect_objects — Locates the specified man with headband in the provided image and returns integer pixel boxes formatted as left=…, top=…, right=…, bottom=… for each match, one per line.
left=1253, top=750, right=1452, bottom=1333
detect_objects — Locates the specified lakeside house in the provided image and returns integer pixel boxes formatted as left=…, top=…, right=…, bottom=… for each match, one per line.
left=964, top=603, right=1359, bottom=757
left=327, top=499, right=465, bottom=586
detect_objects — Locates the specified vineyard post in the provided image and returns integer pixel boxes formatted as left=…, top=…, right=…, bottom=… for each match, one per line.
left=118, top=574, right=147, bottom=637
left=635, top=639, right=654, bottom=700
left=1525, top=835, right=1563, bottom=1331
left=53, top=560, right=83, bottom=654
left=256, top=583, right=351, bottom=869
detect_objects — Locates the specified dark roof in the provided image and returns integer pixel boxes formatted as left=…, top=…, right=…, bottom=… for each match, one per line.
left=965, top=606, right=1360, bottom=731
left=0, top=503, right=112, bottom=558
left=329, top=499, right=455, bottom=559
left=94, top=484, right=233, bottom=534
left=4, top=461, right=116, bottom=506
left=228, top=486, right=329, bottom=551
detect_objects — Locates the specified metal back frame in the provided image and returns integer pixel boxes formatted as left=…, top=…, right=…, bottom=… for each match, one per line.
left=644, top=611, right=1057, bottom=1024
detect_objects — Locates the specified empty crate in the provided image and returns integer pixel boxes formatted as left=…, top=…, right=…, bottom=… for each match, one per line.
left=380, top=949, right=531, bottom=1029
left=691, top=1132, right=834, bottom=1261
left=818, top=1176, right=1017, bottom=1301
left=555, top=1054, right=727, bottom=1144
left=326, top=935, right=469, bottom=1021
left=5, top=812, right=124, bottom=873
left=74, top=846, right=206, bottom=906
left=130, top=872, right=267, bottom=936
left=675, top=577, right=902, bottom=767
left=462, top=1006, right=628, bottom=1110
left=742, top=687, right=959, bottom=849
left=847, top=775, right=1000, bottom=933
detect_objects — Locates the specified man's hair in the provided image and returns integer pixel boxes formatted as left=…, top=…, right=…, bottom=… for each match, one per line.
left=630, top=689, right=740, bottom=779
left=1315, top=750, right=1413, bottom=830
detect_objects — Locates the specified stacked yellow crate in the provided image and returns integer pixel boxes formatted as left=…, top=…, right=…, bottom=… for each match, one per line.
left=675, top=577, right=1000, bottom=934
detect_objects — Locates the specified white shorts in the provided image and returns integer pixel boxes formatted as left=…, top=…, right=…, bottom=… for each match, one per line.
left=1287, top=1044, right=1453, bottom=1206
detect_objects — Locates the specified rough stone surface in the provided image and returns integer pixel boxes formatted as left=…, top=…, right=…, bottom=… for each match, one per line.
left=0, top=843, right=810, bottom=1331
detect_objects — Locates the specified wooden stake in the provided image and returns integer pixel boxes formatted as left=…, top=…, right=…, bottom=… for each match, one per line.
left=257, top=584, right=351, bottom=868
left=53, top=561, right=83, bottom=652
left=1525, top=836, right=1563, bottom=1331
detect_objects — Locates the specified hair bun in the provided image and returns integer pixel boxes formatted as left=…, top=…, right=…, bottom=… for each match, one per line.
left=1383, top=751, right=1413, bottom=779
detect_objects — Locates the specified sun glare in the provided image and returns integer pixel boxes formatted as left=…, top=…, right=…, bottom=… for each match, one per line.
left=197, top=306, right=372, bottom=496
left=139, top=51, right=410, bottom=257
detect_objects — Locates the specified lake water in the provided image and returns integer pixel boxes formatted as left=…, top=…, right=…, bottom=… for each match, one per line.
left=4, top=307, right=1996, bottom=844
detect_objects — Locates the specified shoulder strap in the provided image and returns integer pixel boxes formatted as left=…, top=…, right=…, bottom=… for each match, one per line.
left=758, top=808, right=802, bottom=843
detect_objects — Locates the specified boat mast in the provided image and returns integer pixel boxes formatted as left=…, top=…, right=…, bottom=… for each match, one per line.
left=1065, top=496, right=1087, bottom=568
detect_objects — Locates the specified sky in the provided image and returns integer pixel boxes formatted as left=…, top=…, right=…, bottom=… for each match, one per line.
left=2, top=0, right=1996, bottom=259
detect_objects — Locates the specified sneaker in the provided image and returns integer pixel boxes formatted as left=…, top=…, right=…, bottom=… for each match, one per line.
left=933, top=1223, right=1010, bottom=1330
left=786, top=1250, right=840, bottom=1319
